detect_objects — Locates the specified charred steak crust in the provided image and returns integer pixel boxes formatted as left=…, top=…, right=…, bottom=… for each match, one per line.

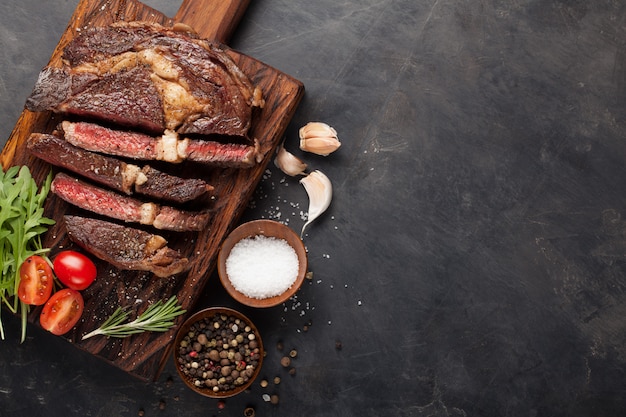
left=64, top=215, right=189, bottom=278
left=59, top=66, right=166, bottom=134
left=51, top=172, right=211, bottom=232
left=135, top=165, right=214, bottom=204
left=27, top=133, right=212, bottom=203
left=26, top=21, right=263, bottom=138
left=28, top=132, right=128, bottom=193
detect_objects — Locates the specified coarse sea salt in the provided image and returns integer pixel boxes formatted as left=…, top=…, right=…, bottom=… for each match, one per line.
left=226, top=235, right=299, bottom=299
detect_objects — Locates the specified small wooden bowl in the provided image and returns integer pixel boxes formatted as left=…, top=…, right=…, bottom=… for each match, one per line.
left=218, top=219, right=308, bottom=308
left=173, top=307, right=264, bottom=398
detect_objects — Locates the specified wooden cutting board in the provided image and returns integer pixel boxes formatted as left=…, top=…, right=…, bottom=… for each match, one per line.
left=0, top=0, right=304, bottom=381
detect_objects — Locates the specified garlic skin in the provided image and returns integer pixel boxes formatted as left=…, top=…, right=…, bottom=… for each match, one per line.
left=299, top=170, right=332, bottom=236
left=274, top=144, right=307, bottom=176
left=299, top=122, right=341, bottom=156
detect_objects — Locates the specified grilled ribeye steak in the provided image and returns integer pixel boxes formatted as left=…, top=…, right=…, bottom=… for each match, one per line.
left=27, top=133, right=213, bottom=203
left=52, top=173, right=211, bottom=232
left=64, top=215, right=189, bottom=277
left=63, top=121, right=261, bottom=167
left=25, top=21, right=264, bottom=138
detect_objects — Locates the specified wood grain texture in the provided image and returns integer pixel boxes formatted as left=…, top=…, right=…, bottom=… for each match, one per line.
left=174, top=0, right=251, bottom=43
left=0, top=0, right=303, bottom=381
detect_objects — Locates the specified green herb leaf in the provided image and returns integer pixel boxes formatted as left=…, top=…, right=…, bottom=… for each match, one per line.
left=0, top=166, right=54, bottom=341
left=81, top=296, right=186, bottom=340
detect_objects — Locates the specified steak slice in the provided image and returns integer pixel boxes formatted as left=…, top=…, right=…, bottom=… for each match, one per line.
left=51, top=173, right=211, bottom=232
left=135, top=165, right=213, bottom=203
left=64, top=215, right=189, bottom=277
left=26, top=21, right=263, bottom=138
left=63, top=121, right=160, bottom=160
left=63, top=121, right=260, bottom=167
left=27, top=133, right=213, bottom=203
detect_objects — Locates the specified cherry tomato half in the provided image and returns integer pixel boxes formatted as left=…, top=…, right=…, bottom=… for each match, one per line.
left=39, top=288, right=84, bottom=335
left=18, top=255, right=54, bottom=305
left=53, top=250, right=97, bottom=291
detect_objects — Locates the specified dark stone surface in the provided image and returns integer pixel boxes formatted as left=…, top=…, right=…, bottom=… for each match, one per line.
left=1, top=0, right=626, bottom=416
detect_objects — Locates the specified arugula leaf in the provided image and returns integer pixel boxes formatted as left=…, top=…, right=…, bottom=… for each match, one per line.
left=0, top=166, right=54, bottom=341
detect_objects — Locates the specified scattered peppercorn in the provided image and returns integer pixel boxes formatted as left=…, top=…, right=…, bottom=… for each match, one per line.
left=288, top=367, right=297, bottom=376
left=260, top=379, right=269, bottom=388
left=280, top=356, right=291, bottom=367
left=138, top=409, right=145, bottom=417
left=159, top=400, right=166, bottom=410
left=217, top=400, right=226, bottom=409
left=270, top=394, right=279, bottom=405
left=335, top=340, right=342, bottom=350
left=289, top=349, right=298, bottom=358
left=244, top=406, right=256, bottom=417
left=305, top=271, right=313, bottom=280
left=276, top=341, right=284, bottom=351
left=273, top=376, right=281, bottom=385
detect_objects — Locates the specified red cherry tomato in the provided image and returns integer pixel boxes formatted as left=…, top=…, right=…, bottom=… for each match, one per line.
left=18, top=255, right=54, bottom=305
left=53, top=251, right=97, bottom=291
left=39, top=289, right=84, bottom=335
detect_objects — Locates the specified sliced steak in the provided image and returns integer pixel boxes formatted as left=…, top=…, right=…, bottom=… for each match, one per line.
left=27, top=133, right=212, bottom=203
left=62, top=121, right=160, bottom=160
left=26, top=21, right=263, bottom=138
left=51, top=173, right=211, bottom=232
left=64, top=215, right=189, bottom=277
left=28, top=132, right=131, bottom=194
left=135, top=165, right=213, bottom=203
left=184, top=137, right=261, bottom=166
left=63, top=121, right=260, bottom=167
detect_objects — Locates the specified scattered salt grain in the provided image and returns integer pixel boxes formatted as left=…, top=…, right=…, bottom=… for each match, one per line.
left=226, top=235, right=299, bottom=299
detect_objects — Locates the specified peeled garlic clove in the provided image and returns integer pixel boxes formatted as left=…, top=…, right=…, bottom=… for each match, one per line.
left=299, top=170, right=332, bottom=236
left=299, top=122, right=341, bottom=156
left=274, top=144, right=307, bottom=176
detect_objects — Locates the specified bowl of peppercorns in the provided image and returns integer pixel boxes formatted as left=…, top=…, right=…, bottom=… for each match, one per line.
left=173, top=307, right=264, bottom=398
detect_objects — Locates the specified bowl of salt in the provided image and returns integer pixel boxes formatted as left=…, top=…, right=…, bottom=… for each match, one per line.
left=218, top=219, right=308, bottom=308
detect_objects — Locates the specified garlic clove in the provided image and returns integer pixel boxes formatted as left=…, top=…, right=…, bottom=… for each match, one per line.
left=299, top=122, right=341, bottom=156
left=274, top=144, right=307, bottom=176
left=299, top=170, right=332, bottom=236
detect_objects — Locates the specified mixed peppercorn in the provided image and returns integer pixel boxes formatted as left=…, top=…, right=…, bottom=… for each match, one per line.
left=176, top=312, right=261, bottom=394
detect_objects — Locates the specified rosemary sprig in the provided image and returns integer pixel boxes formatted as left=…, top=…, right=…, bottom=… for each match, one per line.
left=82, top=296, right=186, bottom=340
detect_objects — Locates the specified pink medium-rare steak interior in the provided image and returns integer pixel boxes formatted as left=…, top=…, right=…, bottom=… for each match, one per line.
left=51, top=173, right=211, bottom=232
left=27, top=133, right=213, bottom=203
left=62, top=121, right=261, bottom=167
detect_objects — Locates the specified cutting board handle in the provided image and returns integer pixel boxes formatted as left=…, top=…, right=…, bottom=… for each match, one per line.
left=174, top=0, right=251, bottom=44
